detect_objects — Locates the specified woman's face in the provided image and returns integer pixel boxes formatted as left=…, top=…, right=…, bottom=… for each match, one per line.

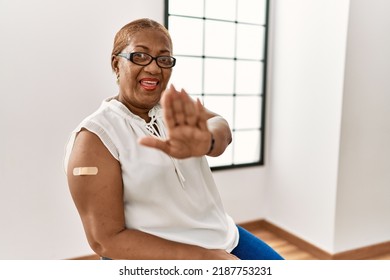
left=114, top=29, right=173, bottom=120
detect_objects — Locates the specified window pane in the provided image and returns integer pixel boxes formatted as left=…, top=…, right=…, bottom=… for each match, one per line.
left=167, top=0, right=268, bottom=168
left=235, top=96, right=262, bottom=130
left=235, top=60, right=263, bottom=94
left=207, top=144, right=233, bottom=167
left=203, top=96, right=234, bottom=128
left=233, top=130, right=261, bottom=164
left=204, top=20, right=235, bottom=58
left=237, top=0, right=267, bottom=24
left=188, top=93, right=202, bottom=101
left=169, top=0, right=204, bottom=17
left=205, top=0, right=236, bottom=21
left=170, top=57, right=202, bottom=94
left=236, top=24, right=265, bottom=60
left=204, top=59, right=235, bottom=94
left=169, top=16, right=203, bottom=56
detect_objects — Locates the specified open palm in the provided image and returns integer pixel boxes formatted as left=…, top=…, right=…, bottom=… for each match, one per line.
left=139, top=85, right=212, bottom=159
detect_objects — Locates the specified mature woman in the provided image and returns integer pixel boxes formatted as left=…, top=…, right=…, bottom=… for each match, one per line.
left=64, top=18, right=283, bottom=260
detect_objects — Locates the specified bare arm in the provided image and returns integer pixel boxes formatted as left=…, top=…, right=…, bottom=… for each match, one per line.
left=139, top=84, right=232, bottom=158
left=205, top=110, right=232, bottom=157
left=67, top=129, right=237, bottom=260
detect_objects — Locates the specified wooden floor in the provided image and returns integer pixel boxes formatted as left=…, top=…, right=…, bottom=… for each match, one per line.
left=252, top=227, right=390, bottom=260
left=252, top=228, right=318, bottom=260
left=74, top=227, right=390, bottom=260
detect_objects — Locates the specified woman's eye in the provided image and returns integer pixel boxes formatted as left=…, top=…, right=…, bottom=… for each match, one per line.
left=132, top=53, right=150, bottom=62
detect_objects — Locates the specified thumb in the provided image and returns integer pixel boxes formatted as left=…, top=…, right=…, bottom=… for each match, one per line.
left=138, top=136, right=169, bottom=153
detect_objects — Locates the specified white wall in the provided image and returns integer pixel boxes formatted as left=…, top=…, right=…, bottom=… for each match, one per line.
left=267, top=0, right=390, bottom=254
left=266, top=0, right=350, bottom=252
left=334, top=0, right=390, bottom=252
left=214, top=166, right=266, bottom=223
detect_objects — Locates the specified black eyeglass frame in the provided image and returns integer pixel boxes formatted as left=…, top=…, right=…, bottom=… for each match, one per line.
left=117, top=52, right=176, bottom=68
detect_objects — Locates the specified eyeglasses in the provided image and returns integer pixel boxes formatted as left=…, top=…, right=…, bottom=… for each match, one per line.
left=117, top=52, right=176, bottom=69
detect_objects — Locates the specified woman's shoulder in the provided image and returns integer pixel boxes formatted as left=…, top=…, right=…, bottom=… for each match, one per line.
left=76, top=98, right=127, bottom=128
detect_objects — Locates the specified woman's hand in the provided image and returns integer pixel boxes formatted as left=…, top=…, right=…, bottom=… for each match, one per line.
left=139, top=84, right=213, bottom=159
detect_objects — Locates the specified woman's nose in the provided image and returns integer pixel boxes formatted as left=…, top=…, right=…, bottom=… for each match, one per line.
left=143, top=59, right=162, bottom=74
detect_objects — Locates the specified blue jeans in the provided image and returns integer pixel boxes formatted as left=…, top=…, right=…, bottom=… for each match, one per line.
left=231, top=225, right=284, bottom=260
left=102, top=225, right=284, bottom=260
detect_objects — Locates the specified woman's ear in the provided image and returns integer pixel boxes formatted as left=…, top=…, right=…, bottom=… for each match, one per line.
left=111, top=55, right=119, bottom=74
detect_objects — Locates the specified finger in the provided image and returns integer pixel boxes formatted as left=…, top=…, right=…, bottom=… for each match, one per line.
left=180, top=89, right=197, bottom=126
left=138, top=136, right=170, bottom=154
left=172, top=90, right=185, bottom=125
left=161, top=86, right=176, bottom=130
left=196, top=98, right=209, bottom=131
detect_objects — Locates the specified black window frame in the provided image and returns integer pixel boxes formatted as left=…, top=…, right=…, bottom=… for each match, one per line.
left=165, top=0, right=270, bottom=171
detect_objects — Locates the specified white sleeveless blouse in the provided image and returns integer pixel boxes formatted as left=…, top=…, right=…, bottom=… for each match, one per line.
left=64, top=98, right=238, bottom=252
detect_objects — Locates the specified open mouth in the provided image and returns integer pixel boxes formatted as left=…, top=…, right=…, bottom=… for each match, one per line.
left=140, top=78, right=159, bottom=91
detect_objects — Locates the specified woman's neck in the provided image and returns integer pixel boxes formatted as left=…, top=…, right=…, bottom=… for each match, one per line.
left=115, top=95, right=152, bottom=122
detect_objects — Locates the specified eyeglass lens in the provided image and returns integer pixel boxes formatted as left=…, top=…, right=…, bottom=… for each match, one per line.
left=131, top=52, right=175, bottom=68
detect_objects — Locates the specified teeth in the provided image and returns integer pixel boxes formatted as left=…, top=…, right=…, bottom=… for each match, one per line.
left=141, top=80, right=158, bottom=85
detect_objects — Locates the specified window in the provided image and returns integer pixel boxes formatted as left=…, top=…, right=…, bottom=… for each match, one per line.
left=165, top=0, right=269, bottom=170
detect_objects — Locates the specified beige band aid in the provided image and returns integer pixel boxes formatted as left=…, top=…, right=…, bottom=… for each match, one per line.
left=73, top=167, right=98, bottom=176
